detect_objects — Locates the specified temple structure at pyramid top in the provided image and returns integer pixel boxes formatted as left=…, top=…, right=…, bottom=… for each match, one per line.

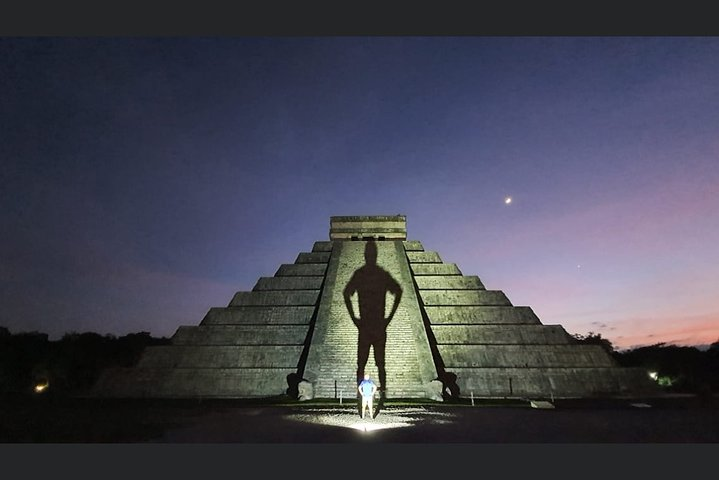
left=329, top=215, right=407, bottom=240
left=93, top=215, right=656, bottom=400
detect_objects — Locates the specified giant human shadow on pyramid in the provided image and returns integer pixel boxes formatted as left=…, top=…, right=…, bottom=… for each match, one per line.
left=343, top=238, right=402, bottom=396
left=92, top=215, right=656, bottom=400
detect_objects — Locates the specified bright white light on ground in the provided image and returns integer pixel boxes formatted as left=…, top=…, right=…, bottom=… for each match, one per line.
left=347, top=421, right=412, bottom=432
left=648, top=371, right=658, bottom=380
left=34, top=382, right=49, bottom=393
left=285, top=406, right=454, bottom=433
left=504, top=196, right=512, bottom=204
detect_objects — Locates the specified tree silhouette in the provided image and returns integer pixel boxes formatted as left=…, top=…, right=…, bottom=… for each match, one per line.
left=0, top=329, right=169, bottom=394
left=572, top=331, right=615, bottom=355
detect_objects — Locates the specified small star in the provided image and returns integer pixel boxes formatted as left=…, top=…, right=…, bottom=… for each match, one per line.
left=504, top=196, right=512, bottom=205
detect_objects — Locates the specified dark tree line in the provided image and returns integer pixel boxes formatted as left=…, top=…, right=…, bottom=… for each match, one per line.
left=0, top=327, right=170, bottom=395
left=574, top=332, right=719, bottom=394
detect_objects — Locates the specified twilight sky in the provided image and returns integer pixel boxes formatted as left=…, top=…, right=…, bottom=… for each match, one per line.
left=2, top=37, right=718, bottom=349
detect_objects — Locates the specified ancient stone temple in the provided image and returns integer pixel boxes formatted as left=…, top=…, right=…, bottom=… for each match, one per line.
left=93, top=215, right=654, bottom=400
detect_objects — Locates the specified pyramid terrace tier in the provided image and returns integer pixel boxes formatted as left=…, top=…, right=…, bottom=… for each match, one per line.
left=438, top=344, right=617, bottom=368
left=449, top=367, right=656, bottom=398
left=419, top=290, right=512, bottom=306
left=410, top=263, right=462, bottom=275
left=295, top=252, right=331, bottom=263
left=431, top=324, right=575, bottom=344
left=93, top=367, right=295, bottom=398
left=275, top=263, right=327, bottom=276
left=253, top=276, right=324, bottom=291
left=402, top=240, right=424, bottom=251
left=172, top=325, right=309, bottom=345
left=200, top=306, right=316, bottom=325
left=311, top=241, right=333, bottom=252
left=415, top=275, right=485, bottom=290
left=423, top=306, right=542, bottom=324
left=138, top=345, right=304, bottom=369
left=229, top=290, right=320, bottom=307
left=406, top=251, right=442, bottom=263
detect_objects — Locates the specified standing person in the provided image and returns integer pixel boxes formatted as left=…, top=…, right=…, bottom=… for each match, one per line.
left=343, top=239, right=402, bottom=399
left=358, top=374, right=377, bottom=419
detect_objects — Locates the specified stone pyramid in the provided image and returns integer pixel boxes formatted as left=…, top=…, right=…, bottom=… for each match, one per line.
left=93, top=215, right=655, bottom=400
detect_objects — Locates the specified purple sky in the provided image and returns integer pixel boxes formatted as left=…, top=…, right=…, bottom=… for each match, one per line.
left=2, top=37, right=718, bottom=349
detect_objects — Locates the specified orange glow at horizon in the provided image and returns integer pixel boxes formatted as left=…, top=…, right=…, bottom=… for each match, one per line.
left=607, top=316, right=719, bottom=350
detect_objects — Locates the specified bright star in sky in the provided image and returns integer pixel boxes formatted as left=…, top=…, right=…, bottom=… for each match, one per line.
left=504, top=196, right=512, bottom=205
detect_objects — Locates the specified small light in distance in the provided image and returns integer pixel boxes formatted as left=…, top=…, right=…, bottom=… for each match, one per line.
left=504, top=196, right=512, bottom=205
left=648, top=371, right=658, bottom=381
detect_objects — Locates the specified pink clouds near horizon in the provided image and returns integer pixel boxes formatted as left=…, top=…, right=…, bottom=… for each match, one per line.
left=606, top=312, right=719, bottom=350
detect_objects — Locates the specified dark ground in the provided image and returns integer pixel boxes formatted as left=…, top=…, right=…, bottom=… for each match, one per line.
left=2, top=394, right=718, bottom=443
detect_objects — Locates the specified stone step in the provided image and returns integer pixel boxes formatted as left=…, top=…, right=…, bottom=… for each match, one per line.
left=424, top=306, right=541, bottom=324
left=449, top=367, right=657, bottom=398
left=229, top=290, right=320, bottom=307
left=419, top=290, right=511, bottom=306
left=406, top=251, right=442, bottom=263
left=431, top=324, right=573, bottom=344
left=139, top=345, right=304, bottom=368
left=172, top=325, right=309, bottom=345
left=275, top=264, right=327, bottom=277
left=200, top=306, right=315, bottom=325
left=93, top=367, right=293, bottom=398
left=415, top=275, right=485, bottom=290
left=295, top=252, right=331, bottom=264
left=253, top=276, right=323, bottom=291
left=410, top=263, right=462, bottom=276
left=312, top=241, right=334, bottom=252
left=438, top=344, right=616, bottom=368
left=402, top=240, right=424, bottom=251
